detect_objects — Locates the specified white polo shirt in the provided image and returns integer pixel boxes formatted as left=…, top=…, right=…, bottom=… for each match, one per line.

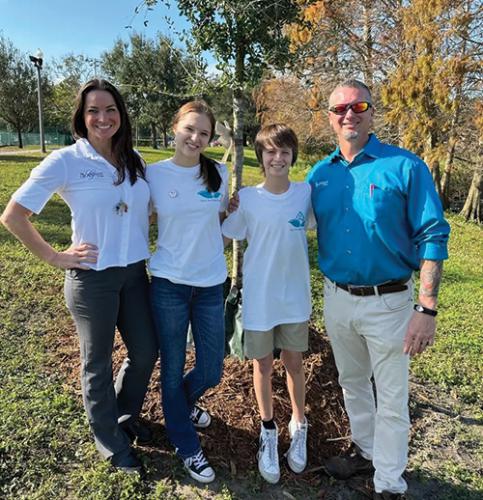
left=13, top=138, right=150, bottom=271
left=222, top=182, right=314, bottom=331
left=147, top=159, right=228, bottom=287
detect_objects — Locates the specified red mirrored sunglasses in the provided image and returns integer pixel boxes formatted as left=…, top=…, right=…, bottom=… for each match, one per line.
left=329, top=101, right=372, bottom=115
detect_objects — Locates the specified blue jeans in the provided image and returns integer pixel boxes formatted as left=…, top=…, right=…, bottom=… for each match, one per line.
left=150, top=277, right=225, bottom=458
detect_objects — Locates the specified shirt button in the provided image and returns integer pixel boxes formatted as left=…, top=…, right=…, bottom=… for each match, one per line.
left=346, top=229, right=350, bottom=233
left=347, top=250, right=352, bottom=254
left=345, top=207, right=349, bottom=212
left=346, top=185, right=350, bottom=189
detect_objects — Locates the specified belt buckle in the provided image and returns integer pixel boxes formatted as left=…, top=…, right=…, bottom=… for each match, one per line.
left=347, top=284, right=365, bottom=296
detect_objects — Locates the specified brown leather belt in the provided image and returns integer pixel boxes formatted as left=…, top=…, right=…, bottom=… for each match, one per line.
left=335, top=279, right=409, bottom=296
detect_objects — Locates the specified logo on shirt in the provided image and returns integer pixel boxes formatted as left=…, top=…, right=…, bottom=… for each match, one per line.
left=315, top=180, right=328, bottom=188
left=288, top=211, right=306, bottom=228
left=197, top=190, right=222, bottom=201
left=80, top=169, right=104, bottom=180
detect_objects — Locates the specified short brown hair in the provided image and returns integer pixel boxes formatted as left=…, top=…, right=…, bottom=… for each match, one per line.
left=331, top=79, right=373, bottom=103
left=254, top=124, right=298, bottom=169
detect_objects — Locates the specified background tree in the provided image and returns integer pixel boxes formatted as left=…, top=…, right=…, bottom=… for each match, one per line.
left=254, top=75, right=333, bottom=159
left=0, top=37, right=50, bottom=148
left=260, top=0, right=482, bottom=214
left=381, top=0, right=482, bottom=203
left=102, top=33, right=201, bottom=148
left=460, top=101, right=483, bottom=222
left=44, top=54, right=97, bottom=133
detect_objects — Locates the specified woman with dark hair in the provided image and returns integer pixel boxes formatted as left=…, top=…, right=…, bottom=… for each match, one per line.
left=1, top=79, right=158, bottom=474
left=147, top=100, right=227, bottom=484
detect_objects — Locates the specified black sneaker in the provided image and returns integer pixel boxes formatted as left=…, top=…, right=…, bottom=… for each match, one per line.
left=324, top=444, right=374, bottom=479
left=110, top=450, right=143, bottom=474
left=190, top=405, right=211, bottom=429
left=374, top=492, right=407, bottom=499
left=183, top=449, right=215, bottom=483
left=120, top=419, right=153, bottom=445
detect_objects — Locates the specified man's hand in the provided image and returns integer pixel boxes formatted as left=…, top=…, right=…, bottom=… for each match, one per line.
left=403, top=311, right=436, bottom=356
left=49, top=243, right=98, bottom=270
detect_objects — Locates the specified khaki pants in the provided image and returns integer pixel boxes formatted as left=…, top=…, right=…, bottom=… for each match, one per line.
left=323, top=277, right=413, bottom=494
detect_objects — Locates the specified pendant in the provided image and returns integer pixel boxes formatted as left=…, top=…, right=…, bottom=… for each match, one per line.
left=115, top=201, right=129, bottom=215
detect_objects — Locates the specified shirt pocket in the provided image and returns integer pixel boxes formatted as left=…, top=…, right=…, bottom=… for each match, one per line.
left=355, top=185, right=403, bottom=223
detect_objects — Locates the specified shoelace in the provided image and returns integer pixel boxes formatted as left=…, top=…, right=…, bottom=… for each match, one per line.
left=263, top=431, right=278, bottom=464
left=190, top=406, right=203, bottom=422
left=290, top=424, right=307, bottom=457
left=190, top=450, right=208, bottom=469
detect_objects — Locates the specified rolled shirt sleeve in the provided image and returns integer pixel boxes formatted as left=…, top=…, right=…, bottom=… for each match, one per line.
left=407, top=159, right=450, bottom=261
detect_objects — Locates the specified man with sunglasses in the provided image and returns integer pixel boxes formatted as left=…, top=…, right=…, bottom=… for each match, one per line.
left=307, top=79, right=449, bottom=500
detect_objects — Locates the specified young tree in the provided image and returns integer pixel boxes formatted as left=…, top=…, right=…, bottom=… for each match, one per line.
left=143, top=0, right=304, bottom=286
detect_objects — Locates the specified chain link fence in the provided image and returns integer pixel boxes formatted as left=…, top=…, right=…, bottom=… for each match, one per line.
left=0, top=130, right=73, bottom=147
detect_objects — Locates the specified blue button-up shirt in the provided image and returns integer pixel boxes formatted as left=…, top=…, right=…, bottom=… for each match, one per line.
left=307, top=134, right=450, bottom=286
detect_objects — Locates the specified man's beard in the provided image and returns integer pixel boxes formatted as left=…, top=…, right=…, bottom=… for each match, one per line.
left=343, top=130, right=359, bottom=141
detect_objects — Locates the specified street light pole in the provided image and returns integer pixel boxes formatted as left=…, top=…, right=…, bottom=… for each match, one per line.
left=29, top=49, right=46, bottom=153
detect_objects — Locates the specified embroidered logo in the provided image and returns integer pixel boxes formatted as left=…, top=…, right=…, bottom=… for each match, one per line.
left=197, top=190, right=222, bottom=200
left=315, top=180, right=328, bottom=188
left=80, top=170, right=104, bottom=180
left=288, top=211, right=306, bottom=228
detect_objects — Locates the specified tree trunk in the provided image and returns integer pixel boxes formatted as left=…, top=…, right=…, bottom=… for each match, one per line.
left=16, top=128, right=23, bottom=149
left=362, top=0, right=374, bottom=88
left=425, top=131, right=442, bottom=198
left=440, top=136, right=457, bottom=209
left=163, top=128, right=168, bottom=148
left=441, top=81, right=463, bottom=209
left=460, top=141, right=482, bottom=222
left=150, top=122, right=158, bottom=150
left=231, top=40, right=246, bottom=290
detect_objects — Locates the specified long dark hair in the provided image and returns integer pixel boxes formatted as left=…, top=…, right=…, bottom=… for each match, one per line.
left=173, top=100, right=221, bottom=192
left=71, top=79, right=145, bottom=185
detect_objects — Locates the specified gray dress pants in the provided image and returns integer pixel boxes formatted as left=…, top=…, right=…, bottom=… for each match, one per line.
left=64, top=260, right=158, bottom=459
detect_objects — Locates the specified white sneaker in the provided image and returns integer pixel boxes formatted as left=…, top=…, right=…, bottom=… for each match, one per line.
left=190, top=405, right=211, bottom=429
left=183, top=449, right=215, bottom=483
left=257, top=423, right=280, bottom=484
left=286, top=417, right=308, bottom=473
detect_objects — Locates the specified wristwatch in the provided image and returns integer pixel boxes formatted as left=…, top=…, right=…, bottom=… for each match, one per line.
left=414, top=304, right=438, bottom=317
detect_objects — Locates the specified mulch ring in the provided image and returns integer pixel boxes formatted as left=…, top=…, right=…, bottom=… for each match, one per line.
left=51, top=324, right=351, bottom=485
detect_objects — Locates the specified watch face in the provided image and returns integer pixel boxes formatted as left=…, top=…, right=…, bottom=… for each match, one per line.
left=414, top=304, right=437, bottom=316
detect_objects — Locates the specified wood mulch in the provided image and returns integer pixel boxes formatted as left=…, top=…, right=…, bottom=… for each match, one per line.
left=51, top=324, right=350, bottom=484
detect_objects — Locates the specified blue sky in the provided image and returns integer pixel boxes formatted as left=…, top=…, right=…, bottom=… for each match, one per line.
left=0, top=0, right=196, bottom=64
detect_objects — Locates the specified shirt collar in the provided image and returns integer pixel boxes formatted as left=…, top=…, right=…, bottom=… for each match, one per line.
left=75, top=138, right=118, bottom=173
left=76, top=137, right=99, bottom=160
left=329, top=133, right=382, bottom=163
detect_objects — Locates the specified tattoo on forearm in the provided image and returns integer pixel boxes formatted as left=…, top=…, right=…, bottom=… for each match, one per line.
left=419, top=260, right=443, bottom=298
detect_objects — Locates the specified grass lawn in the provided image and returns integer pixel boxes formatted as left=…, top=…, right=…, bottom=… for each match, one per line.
left=0, top=147, right=481, bottom=499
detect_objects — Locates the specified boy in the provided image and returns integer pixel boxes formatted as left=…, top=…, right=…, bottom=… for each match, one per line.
left=222, top=124, right=314, bottom=484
